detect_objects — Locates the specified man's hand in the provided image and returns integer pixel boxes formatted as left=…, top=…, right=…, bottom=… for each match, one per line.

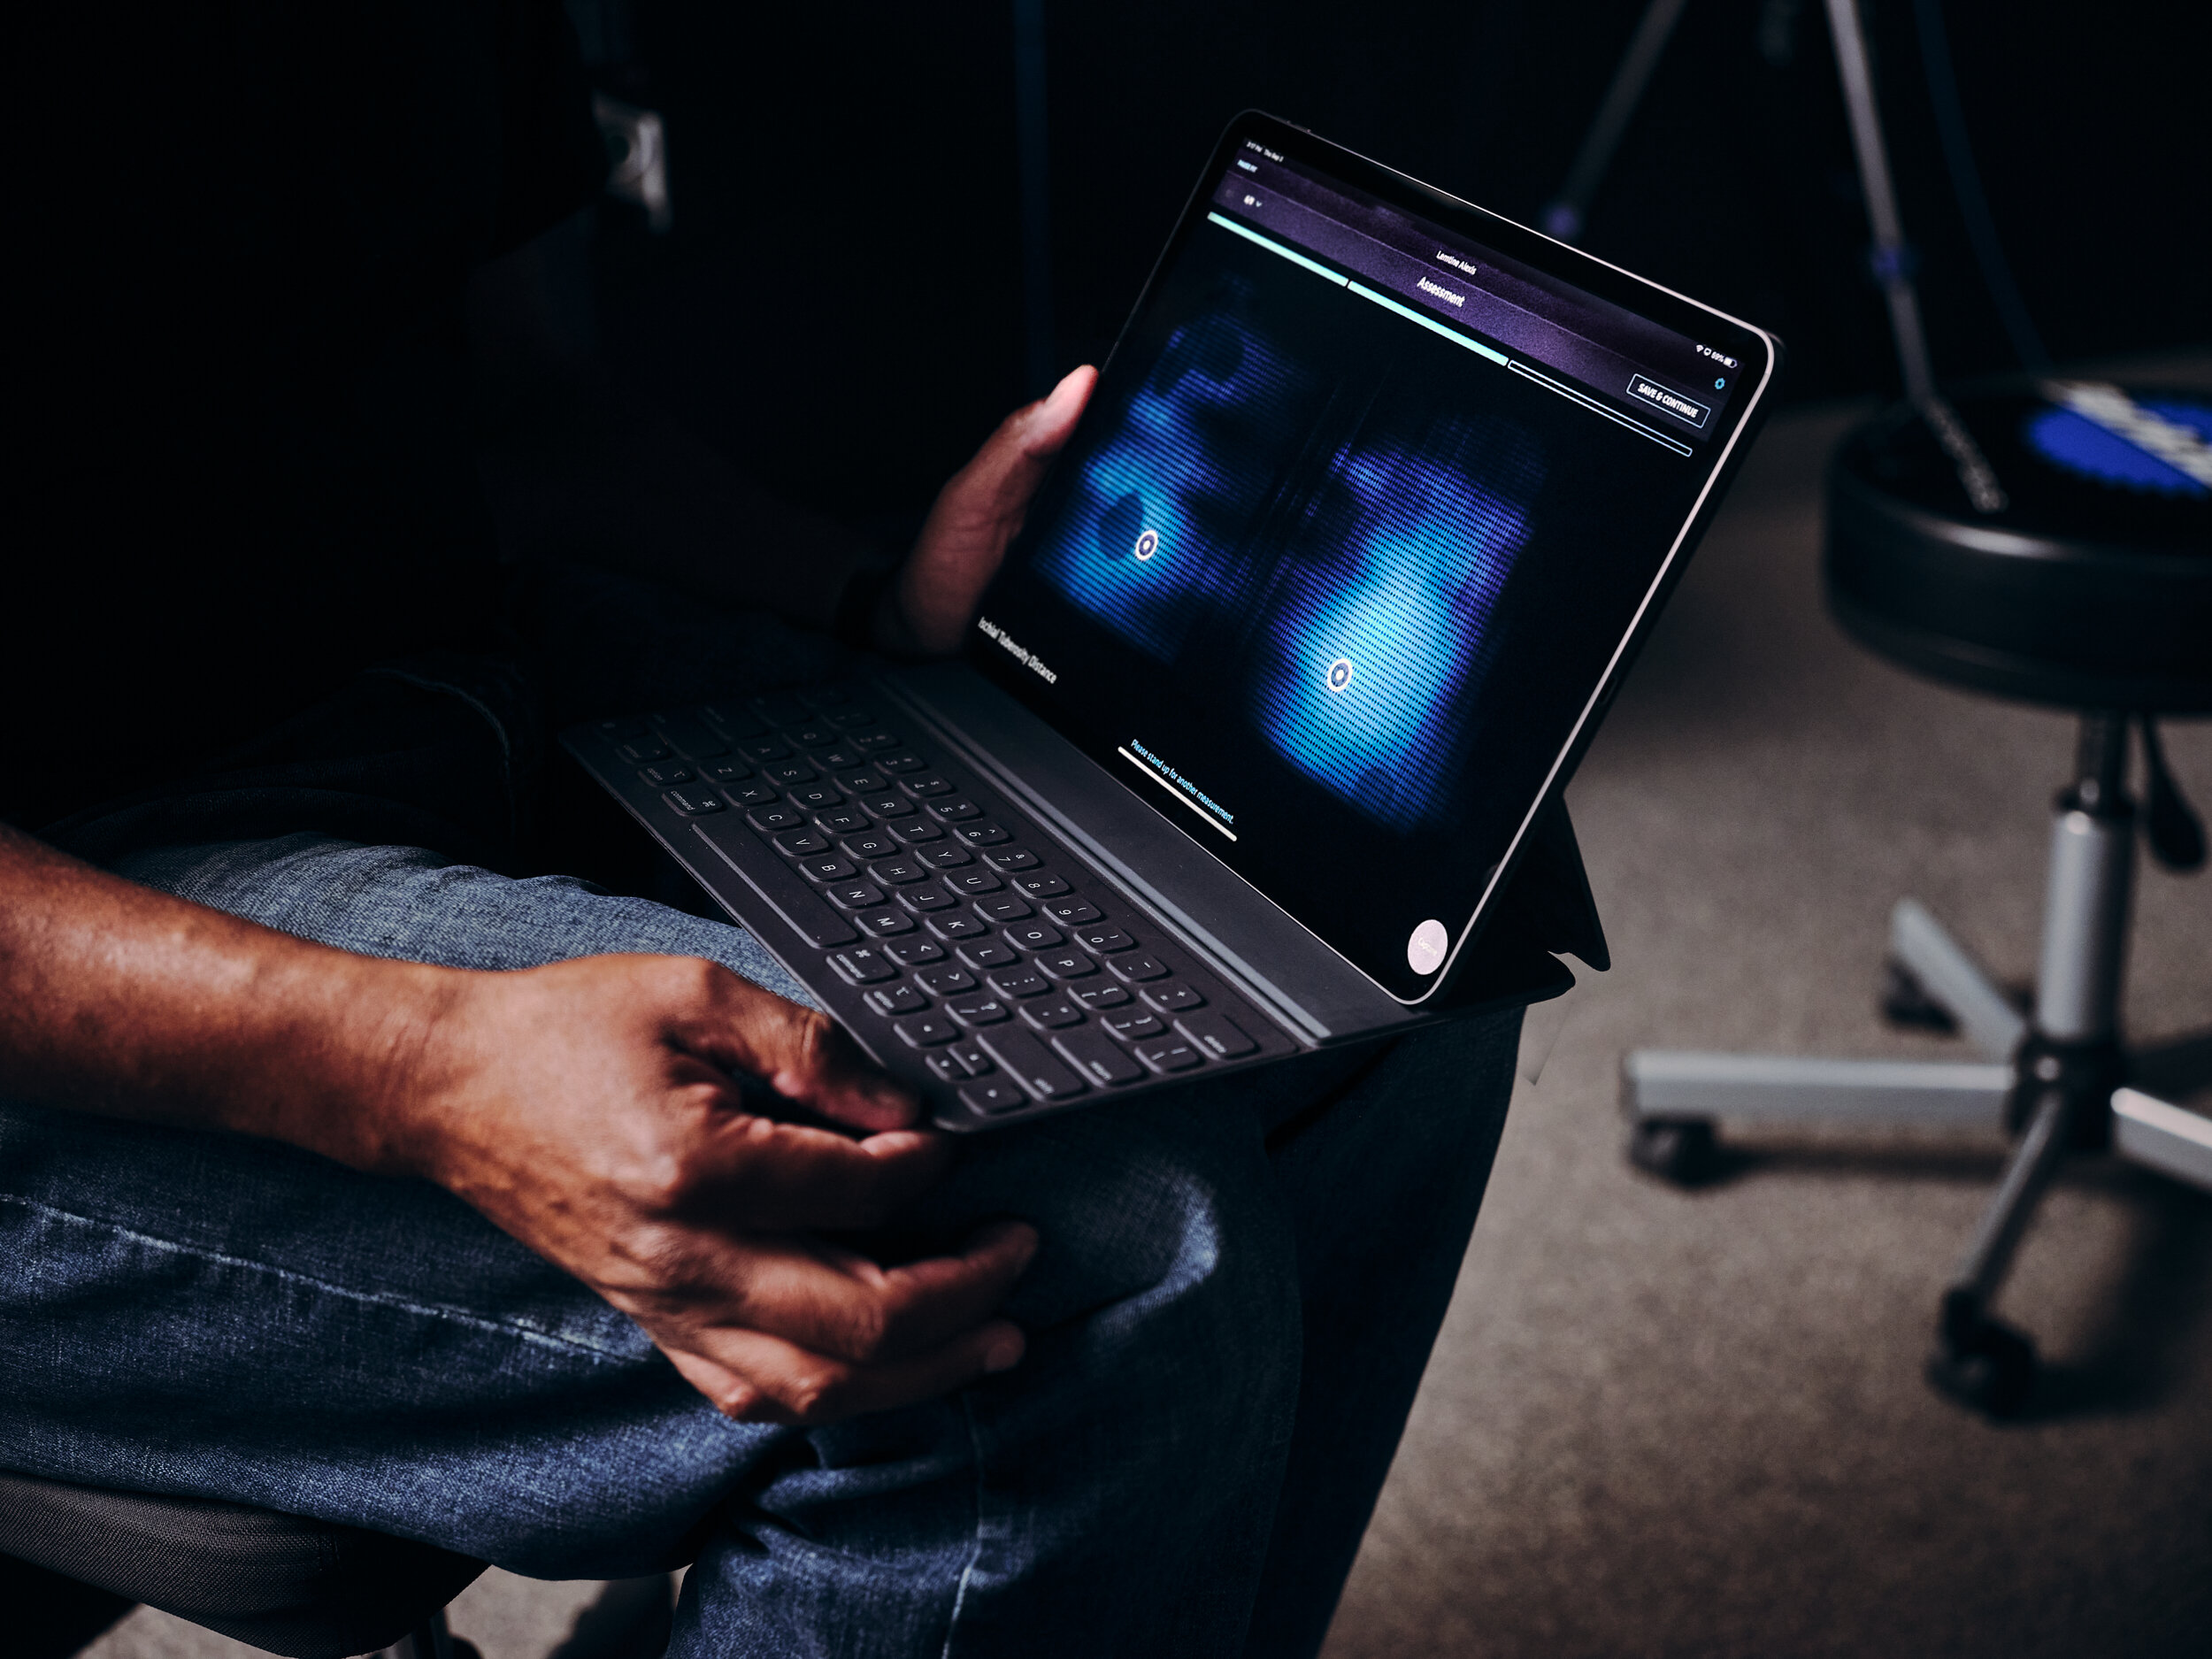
left=0, top=827, right=1033, bottom=1428
left=403, top=953, right=1036, bottom=1424
left=875, top=365, right=1098, bottom=656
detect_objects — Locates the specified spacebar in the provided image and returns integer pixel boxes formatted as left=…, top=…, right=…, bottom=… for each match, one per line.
left=692, top=822, right=857, bottom=949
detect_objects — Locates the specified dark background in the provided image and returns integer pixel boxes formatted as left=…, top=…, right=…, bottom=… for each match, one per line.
left=569, top=0, right=2207, bottom=534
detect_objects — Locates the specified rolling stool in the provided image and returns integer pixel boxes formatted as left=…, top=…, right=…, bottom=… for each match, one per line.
left=1622, top=378, right=2212, bottom=1417
left=2, top=1467, right=488, bottom=1658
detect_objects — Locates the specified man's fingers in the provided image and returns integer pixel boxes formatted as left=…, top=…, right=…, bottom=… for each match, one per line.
left=672, top=964, right=920, bottom=1133
left=712, top=1218, right=1040, bottom=1362
left=667, top=1317, right=1028, bottom=1425
left=680, top=1111, right=956, bottom=1231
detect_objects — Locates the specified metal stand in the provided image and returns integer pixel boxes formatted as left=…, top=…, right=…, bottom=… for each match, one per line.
left=1624, top=715, right=2212, bottom=1417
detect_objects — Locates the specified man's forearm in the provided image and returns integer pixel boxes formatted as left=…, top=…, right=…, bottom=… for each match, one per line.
left=0, top=824, right=451, bottom=1173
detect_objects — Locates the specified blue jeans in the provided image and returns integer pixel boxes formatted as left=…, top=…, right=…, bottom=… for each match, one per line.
left=0, top=833, right=1519, bottom=1657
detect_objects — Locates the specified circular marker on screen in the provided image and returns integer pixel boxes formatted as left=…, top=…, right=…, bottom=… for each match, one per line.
left=1325, top=657, right=1354, bottom=693
left=1407, top=918, right=1448, bottom=975
left=1133, top=529, right=1160, bottom=561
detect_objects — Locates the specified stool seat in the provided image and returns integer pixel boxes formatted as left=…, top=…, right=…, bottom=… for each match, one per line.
left=1825, top=382, right=2212, bottom=712
left=0, top=1467, right=485, bottom=1659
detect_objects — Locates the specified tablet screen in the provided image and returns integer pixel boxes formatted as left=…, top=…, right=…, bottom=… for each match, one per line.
left=971, top=115, right=1775, bottom=1001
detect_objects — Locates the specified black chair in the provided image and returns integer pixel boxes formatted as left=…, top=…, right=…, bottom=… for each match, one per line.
left=2, top=1468, right=486, bottom=1659
left=1621, top=376, right=2212, bottom=1417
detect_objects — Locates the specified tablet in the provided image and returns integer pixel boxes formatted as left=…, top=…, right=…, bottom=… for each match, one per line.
left=971, top=111, right=1779, bottom=1001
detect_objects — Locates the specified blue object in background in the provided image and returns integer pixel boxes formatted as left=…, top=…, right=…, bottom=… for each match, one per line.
left=2024, top=396, right=2211, bottom=498
left=1254, top=417, right=1540, bottom=829
left=1033, top=299, right=1321, bottom=660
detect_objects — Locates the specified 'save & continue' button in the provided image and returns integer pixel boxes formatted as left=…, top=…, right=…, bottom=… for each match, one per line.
left=1627, top=376, right=1710, bottom=428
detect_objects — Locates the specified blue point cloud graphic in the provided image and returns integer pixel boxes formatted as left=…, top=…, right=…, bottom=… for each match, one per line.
left=1032, top=299, right=1321, bottom=661
left=1254, top=421, right=1539, bottom=829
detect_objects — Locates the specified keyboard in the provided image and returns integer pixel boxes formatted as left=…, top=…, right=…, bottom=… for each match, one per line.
left=568, top=684, right=1298, bottom=1127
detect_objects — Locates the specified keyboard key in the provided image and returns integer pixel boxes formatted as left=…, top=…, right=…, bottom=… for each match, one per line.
left=1176, top=1011, right=1256, bottom=1059
left=1075, top=926, right=1136, bottom=954
left=864, top=984, right=930, bottom=1018
left=917, top=843, right=972, bottom=869
left=1141, top=981, right=1207, bottom=1013
left=1102, top=1010, right=1166, bottom=1041
left=867, top=859, right=925, bottom=886
left=764, top=761, right=818, bottom=787
left=958, top=1079, right=1029, bottom=1115
left=946, top=870, right=1004, bottom=897
left=851, top=730, right=904, bottom=752
left=841, top=832, right=901, bottom=861
left=817, top=747, right=866, bottom=771
left=694, top=820, right=856, bottom=949
left=798, top=856, right=856, bottom=882
left=983, top=848, right=1041, bottom=872
left=1071, top=982, right=1133, bottom=1010
left=1109, top=955, right=1171, bottom=983
left=815, top=808, right=872, bottom=835
left=890, top=818, right=945, bottom=844
left=749, top=694, right=812, bottom=727
left=747, top=804, right=803, bottom=833
left=824, top=881, right=887, bottom=910
left=640, top=763, right=693, bottom=787
left=856, top=909, right=918, bottom=937
left=1013, top=872, right=1071, bottom=899
left=703, top=760, right=755, bottom=785
left=859, top=793, right=915, bottom=818
left=876, top=751, right=928, bottom=773
left=653, top=714, right=729, bottom=758
left=975, top=895, right=1033, bottom=924
left=1051, top=1029, right=1145, bottom=1087
left=926, top=1053, right=965, bottom=1084
left=977, top=1030, right=1087, bottom=1100
left=986, top=967, right=1049, bottom=1000
left=790, top=721, right=839, bottom=749
left=773, top=830, right=831, bottom=856
left=617, top=738, right=670, bottom=763
left=736, top=738, right=792, bottom=763
left=956, top=822, right=1011, bottom=847
left=701, top=705, right=768, bottom=739
left=1003, top=921, right=1063, bottom=952
left=882, top=940, right=946, bottom=966
left=948, top=1042, right=994, bottom=1078
left=928, top=913, right=987, bottom=941
left=1036, top=949, right=1097, bottom=979
left=947, top=995, right=1012, bottom=1027
left=1018, top=996, right=1084, bottom=1031
left=826, top=705, right=878, bottom=727
left=664, top=787, right=725, bottom=817
left=833, top=770, right=887, bottom=794
left=1132, top=1036, right=1203, bottom=1073
left=958, top=941, right=1022, bottom=972
left=1041, top=898, right=1102, bottom=926
left=899, top=773, right=956, bottom=797
left=829, top=949, right=897, bottom=984
left=595, top=716, right=649, bottom=739
left=786, top=784, right=840, bottom=810
left=897, top=887, right=956, bottom=913
left=729, top=780, right=781, bottom=809
left=915, top=964, right=976, bottom=995
left=931, top=798, right=983, bottom=822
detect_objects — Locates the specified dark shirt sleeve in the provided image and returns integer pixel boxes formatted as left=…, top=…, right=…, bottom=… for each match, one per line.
left=493, top=0, right=611, bottom=255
